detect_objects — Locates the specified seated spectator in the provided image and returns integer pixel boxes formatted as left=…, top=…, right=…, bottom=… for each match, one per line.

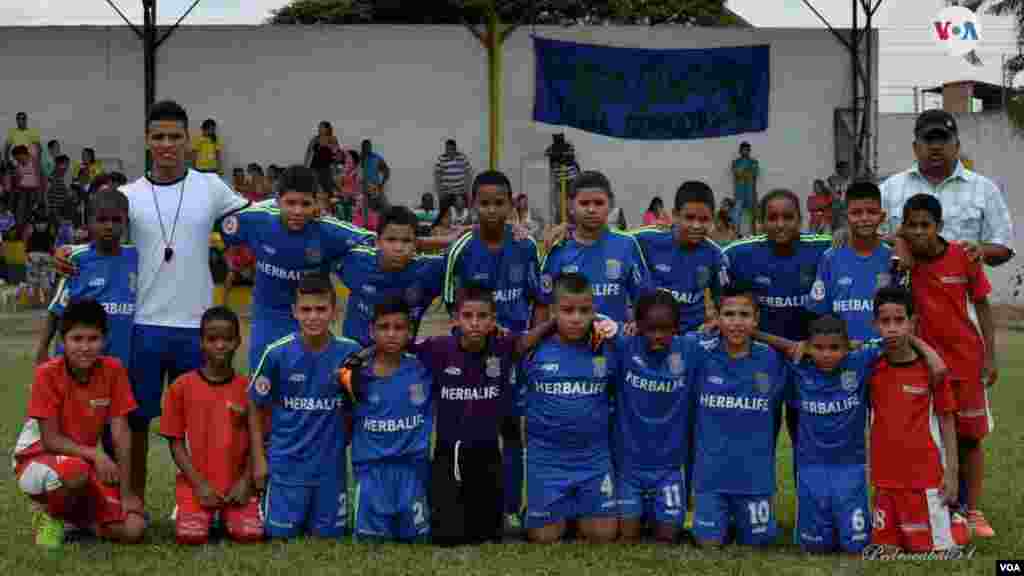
left=414, top=193, right=438, bottom=235
left=642, top=196, right=671, bottom=227
left=512, top=193, right=543, bottom=240
left=351, top=192, right=380, bottom=232
left=430, top=204, right=453, bottom=239
left=711, top=197, right=738, bottom=246
left=807, top=178, right=832, bottom=234
left=47, top=155, right=71, bottom=218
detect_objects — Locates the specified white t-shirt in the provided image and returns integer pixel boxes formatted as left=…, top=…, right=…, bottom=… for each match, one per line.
left=123, top=169, right=247, bottom=329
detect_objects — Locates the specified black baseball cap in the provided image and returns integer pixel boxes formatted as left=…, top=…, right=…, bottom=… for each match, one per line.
left=914, top=109, right=958, bottom=139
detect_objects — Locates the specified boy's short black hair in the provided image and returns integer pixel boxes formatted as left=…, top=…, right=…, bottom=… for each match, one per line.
left=674, top=180, right=716, bottom=213
left=201, top=118, right=217, bottom=130
left=717, top=280, right=758, bottom=309
left=845, top=180, right=881, bottom=204
left=89, top=188, right=130, bottom=217
left=275, top=165, right=319, bottom=198
left=11, top=145, right=28, bottom=157
left=379, top=206, right=419, bottom=235
left=247, top=163, right=264, bottom=176
left=110, top=172, right=128, bottom=187
left=455, top=282, right=497, bottom=312
left=472, top=170, right=513, bottom=201
left=553, top=272, right=592, bottom=303
left=55, top=154, right=70, bottom=165
left=902, top=193, right=942, bottom=223
left=873, top=286, right=914, bottom=318
left=635, top=289, right=681, bottom=327
left=147, top=100, right=189, bottom=131
left=47, top=139, right=59, bottom=149
left=201, top=305, right=240, bottom=339
left=296, top=273, right=336, bottom=304
left=374, top=295, right=412, bottom=321
left=808, top=314, right=849, bottom=341
left=570, top=171, right=614, bottom=204
left=758, top=188, right=802, bottom=223
left=60, top=299, right=108, bottom=337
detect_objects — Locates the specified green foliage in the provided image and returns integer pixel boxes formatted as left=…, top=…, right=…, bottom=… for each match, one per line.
left=988, top=1, right=1024, bottom=131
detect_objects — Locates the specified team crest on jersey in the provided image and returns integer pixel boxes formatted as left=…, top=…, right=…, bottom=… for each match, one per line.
left=222, top=215, right=239, bottom=235
left=605, top=259, right=622, bottom=280
left=509, top=265, right=524, bottom=283
left=444, top=366, right=462, bottom=376
left=305, top=247, right=322, bottom=264
left=593, top=357, right=607, bottom=378
left=811, top=280, right=825, bottom=301
left=876, top=273, right=891, bottom=288
left=669, top=353, right=684, bottom=375
left=541, top=274, right=553, bottom=294
left=409, top=383, right=426, bottom=406
left=405, top=285, right=422, bottom=304
left=754, top=372, right=771, bottom=394
left=841, top=370, right=858, bottom=392
left=252, top=375, right=271, bottom=396
left=800, top=265, right=817, bottom=288
left=486, top=356, right=501, bottom=378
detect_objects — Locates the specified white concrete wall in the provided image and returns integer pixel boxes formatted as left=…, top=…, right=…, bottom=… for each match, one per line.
left=0, top=25, right=861, bottom=225
left=877, top=112, right=1024, bottom=301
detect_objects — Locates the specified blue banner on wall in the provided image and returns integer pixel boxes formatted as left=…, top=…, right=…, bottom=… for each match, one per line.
left=533, top=37, right=770, bottom=140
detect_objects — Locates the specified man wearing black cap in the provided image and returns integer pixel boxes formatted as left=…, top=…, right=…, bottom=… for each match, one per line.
left=881, top=109, right=1014, bottom=268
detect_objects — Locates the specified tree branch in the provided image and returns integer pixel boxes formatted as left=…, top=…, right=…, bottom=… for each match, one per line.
left=461, top=15, right=486, bottom=45
left=801, top=0, right=853, bottom=51
left=500, top=21, right=522, bottom=43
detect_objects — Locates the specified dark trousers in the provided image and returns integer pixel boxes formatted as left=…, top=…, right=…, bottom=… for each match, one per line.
left=431, top=442, right=503, bottom=547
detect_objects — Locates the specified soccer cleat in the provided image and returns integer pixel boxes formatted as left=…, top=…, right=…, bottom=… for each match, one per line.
left=967, top=509, right=995, bottom=538
left=34, top=510, right=65, bottom=550
left=503, top=513, right=524, bottom=538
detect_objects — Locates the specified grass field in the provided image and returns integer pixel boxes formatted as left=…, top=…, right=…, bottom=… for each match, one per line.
left=0, top=313, right=1021, bottom=575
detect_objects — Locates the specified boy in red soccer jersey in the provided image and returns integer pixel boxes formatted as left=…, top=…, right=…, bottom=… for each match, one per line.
left=12, top=299, right=145, bottom=549
left=160, top=306, right=263, bottom=545
left=869, top=286, right=969, bottom=552
left=902, top=193, right=997, bottom=538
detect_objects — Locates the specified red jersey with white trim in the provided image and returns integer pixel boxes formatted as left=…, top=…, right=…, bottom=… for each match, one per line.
left=869, top=356, right=957, bottom=490
left=13, top=357, right=137, bottom=465
left=910, top=241, right=990, bottom=383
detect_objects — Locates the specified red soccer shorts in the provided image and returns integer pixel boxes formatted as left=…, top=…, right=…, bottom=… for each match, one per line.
left=15, top=453, right=125, bottom=527
left=951, top=377, right=991, bottom=439
left=175, top=478, right=263, bottom=545
left=871, top=488, right=969, bottom=552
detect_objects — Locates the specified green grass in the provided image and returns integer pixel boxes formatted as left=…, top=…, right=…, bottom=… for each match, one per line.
left=0, top=321, right=1021, bottom=575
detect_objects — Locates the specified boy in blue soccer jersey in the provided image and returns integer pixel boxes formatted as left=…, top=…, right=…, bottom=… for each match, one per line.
left=339, top=297, right=433, bottom=543
left=336, top=206, right=446, bottom=347
left=248, top=275, right=362, bottom=540
left=217, top=165, right=375, bottom=369
left=631, top=181, right=726, bottom=333
left=806, top=181, right=893, bottom=344
left=524, top=273, right=618, bottom=544
left=442, top=170, right=541, bottom=530
left=687, top=281, right=790, bottom=548
left=36, top=189, right=138, bottom=368
left=536, top=171, right=649, bottom=324
left=609, top=290, right=695, bottom=543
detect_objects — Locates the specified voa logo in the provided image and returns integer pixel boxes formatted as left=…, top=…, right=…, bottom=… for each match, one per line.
left=933, top=6, right=981, bottom=57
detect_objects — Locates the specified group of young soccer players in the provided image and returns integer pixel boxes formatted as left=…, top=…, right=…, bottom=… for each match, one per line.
left=13, top=155, right=999, bottom=556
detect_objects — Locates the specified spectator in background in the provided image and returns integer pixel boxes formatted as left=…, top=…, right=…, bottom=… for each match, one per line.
left=80, top=173, right=114, bottom=228
left=305, top=121, right=341, bottom=196
left=430, top=203, right=454, bottom=238
left=335, top=149, right=361, bottom=222
left=231, top=167, right=247, bottom=196
left=42, top=139, right=61, bottom=178
left=546, top=133, right=579, bottom=224
left=827, top=160, right=851, bottom=234
left=46, top=154, right=71, bottom=218
left=448, top=192, right=472, bottom=227
left=351, top=190, right=380, bottom=232
left=11, top=144, right=41, bottom=228
left=731, top=141, right=759, bottom=236
left=5, top=112, right=40, bottom=164
left=0, top=199, right=15, bottom=239
left=712, top=197, right=738, bottom=245
left=73, top=147, right=103, bottom=189
left=191, top=118, right=222, bottom=174
left=23, top=203, right=56, bottom=307
left=246, top=163, right=269, bottom=202
left=513, top=193, right=543, bottom=240
left=807, top=178, right=833, bottom=234
left=414, top=193, right=438, bottom=235
left=435, top=139, right=472, bottom=205
left=642, top=196, right=671, bottom=227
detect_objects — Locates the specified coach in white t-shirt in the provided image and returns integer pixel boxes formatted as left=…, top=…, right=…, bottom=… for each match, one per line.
left=57, top=100, right=248, bottom=501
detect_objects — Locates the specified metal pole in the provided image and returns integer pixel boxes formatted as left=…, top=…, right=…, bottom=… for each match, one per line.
left=851, top=0, right=859, bottom=176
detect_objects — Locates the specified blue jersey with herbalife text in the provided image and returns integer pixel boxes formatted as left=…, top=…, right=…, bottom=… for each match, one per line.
left=631, top=228, right=725, bottom=332
left=443, top=228, right=541, bottom=333
left=539, top=228, right=649, bottom=323
left=611, top=332, right=694, bottom=471
left=218, top=200, right=375, bottom=317
left=49, top=243, right=138, bottom=367
left=249, top=333, right=361, bottom=486
left=806, top=245, right=893, bottom=343
left=687, top=335, right=791, bottom=495
left=723, top=234, right=831, bottom=341
left=347, top=353, right=433, bottom=464
left=524, top=336, right=617, bottom=471
left=336, top=248, right=446, bottom=347
left=788, top=342, right=883, bottom=467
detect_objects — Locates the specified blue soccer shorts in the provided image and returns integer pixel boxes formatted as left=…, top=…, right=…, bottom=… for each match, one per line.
left=617, top=467, right=687, bottom=527
left=796, top=463, right=870, bottom=553
left=353, top=460, right=430, bottom=542
left=248, top=312, right=298, bottom=372
left=129, top=324, right=202, bottom=426
left=262, top=475, right=348, bottom=539
left=525, top=460, right=617, bottom=529
left=693, top=492, right=777, bottom=546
